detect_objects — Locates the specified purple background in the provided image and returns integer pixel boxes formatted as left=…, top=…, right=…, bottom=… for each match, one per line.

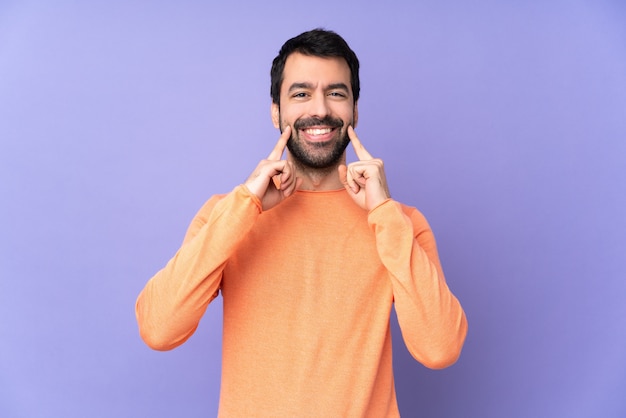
left=1, top=1, right=625, bottom=417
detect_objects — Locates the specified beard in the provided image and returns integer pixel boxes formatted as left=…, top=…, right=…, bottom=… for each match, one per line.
left=283, top=115, right=351, bottom=170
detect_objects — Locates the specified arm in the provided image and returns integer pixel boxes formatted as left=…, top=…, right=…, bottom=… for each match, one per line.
left=135, top=185, right=261, bottom=351
left=340, top=127, right=467, bottom=368
left=369, top=201, right=468, bottom=369
left=135, top=127, right=299, bottom=351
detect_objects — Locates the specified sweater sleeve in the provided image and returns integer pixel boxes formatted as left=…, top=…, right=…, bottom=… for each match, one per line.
left=368, top=199, right=468, bottom=369
left=135, top=185, right=262, bottom=351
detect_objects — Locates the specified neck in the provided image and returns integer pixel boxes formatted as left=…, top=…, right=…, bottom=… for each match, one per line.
left=289, top=153, right=345, bottom=191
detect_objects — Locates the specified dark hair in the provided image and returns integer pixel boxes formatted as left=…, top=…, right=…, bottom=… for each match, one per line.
left=270, top=28, right=360, bottom=105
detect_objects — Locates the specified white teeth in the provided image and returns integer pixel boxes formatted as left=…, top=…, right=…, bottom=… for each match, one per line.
left=305, top=128, right=332, bottom=136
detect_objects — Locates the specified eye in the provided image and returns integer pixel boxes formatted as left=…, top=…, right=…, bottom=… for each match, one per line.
left=328, top=91, right=347, bottom=98
left=292, top=92, right=308, bottom=98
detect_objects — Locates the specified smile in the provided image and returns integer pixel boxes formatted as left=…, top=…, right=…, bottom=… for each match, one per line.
left=303, top=128, right=333, bottom=136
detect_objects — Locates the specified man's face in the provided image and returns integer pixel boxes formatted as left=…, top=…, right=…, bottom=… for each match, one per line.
left=272, top=52, right=358, bottom=169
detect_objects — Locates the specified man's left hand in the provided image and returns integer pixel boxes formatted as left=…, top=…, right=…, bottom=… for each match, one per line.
left=338, top=126, right=390, bottom=211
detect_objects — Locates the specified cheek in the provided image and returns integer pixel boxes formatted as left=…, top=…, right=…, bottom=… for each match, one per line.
left=279, top=110, right=298, bottom=128
left=335, top=105, right=355, bottom=123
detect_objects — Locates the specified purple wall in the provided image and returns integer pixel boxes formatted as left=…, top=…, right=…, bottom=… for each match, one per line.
left=1, top=1, right=625, bottom=417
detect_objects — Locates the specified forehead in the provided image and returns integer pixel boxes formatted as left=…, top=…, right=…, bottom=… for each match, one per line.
left=281, top=52, right=352, bottom=92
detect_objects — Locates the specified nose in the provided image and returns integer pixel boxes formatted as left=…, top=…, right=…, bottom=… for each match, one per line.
left=307, top=92, right=329, bottom=119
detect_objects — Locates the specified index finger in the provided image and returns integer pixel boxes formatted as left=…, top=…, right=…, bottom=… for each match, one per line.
left=268, top=125, right=291, bottom=160
left=348, top=126, right=373, bottom=160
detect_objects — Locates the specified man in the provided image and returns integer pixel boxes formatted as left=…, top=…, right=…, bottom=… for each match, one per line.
left=136, top=29, right=467, bottom=417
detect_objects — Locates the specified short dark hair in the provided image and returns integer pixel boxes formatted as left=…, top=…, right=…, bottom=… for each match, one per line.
left=270, top=29, right=360, bottom=105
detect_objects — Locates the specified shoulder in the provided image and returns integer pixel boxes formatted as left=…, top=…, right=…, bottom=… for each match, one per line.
left=195, top=192, right=229, bottom=218
left=181, top=192, right=229, bottom=244
left=396, top=202, right=439, bottom=246
left=392, top=201, right=430, bottom=230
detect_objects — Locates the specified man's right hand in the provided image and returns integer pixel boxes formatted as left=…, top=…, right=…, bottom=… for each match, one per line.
left=244, top=125, right=301, bottom=211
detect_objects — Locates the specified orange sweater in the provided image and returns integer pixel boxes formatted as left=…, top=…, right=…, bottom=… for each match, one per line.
left=136, top=185, right=467, bottom=417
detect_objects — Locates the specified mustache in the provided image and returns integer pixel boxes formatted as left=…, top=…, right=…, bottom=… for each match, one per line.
left=293, top=116, right=344, bottom=130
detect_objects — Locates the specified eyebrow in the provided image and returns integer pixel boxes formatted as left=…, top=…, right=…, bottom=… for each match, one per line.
left=328, top=83, right=350, bottom=92
left=287, top=82, right=350, bottom=93
left=288, top=82, right=313, bottom=92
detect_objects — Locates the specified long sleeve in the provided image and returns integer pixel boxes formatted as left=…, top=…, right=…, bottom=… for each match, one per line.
left=135, top=185, right=262, bottom=351
left=368, top=199, right=468, bottom=369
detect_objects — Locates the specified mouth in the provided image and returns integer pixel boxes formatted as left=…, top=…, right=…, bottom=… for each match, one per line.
left=299, top=126, right=338, bottom=143
left=304, top=127, right=333, bottom=135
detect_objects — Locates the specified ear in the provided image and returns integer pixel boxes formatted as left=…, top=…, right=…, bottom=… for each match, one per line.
left=271, top=103, right=280, bottom=129
left=352, top=101, right=359, bottom=128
